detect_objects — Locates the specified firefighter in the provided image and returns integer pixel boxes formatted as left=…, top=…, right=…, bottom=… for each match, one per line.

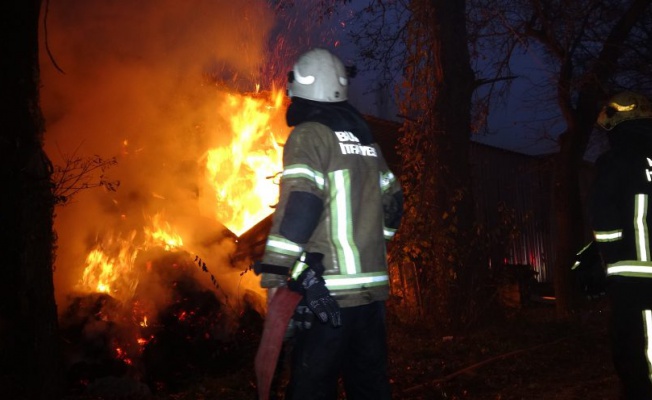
left=590, top=90, right=652, bottom=399
left=255, top=48, right=403, bottom=400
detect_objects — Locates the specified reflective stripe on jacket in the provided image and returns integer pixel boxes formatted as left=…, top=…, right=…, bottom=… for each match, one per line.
left=262, top=121, right=402, bottom=307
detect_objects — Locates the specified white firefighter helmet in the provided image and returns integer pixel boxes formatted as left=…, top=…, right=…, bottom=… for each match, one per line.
left=596, top=91, right=652, bottom=130
left=287, top=48, right=348, bottom=102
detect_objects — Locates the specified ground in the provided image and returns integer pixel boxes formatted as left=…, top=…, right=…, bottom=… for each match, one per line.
left=63, top=296, right=620, bottom=400
left=384, top=299, right=619, bottom=400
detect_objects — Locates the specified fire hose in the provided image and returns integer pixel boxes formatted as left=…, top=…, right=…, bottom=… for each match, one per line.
left=254, top=286, right=302, bottom=400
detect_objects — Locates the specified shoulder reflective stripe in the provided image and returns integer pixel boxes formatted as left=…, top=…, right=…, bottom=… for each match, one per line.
left=644, top=310, right=652, bottom=381
left=265, top=234, right=304, bottom=258
left=607, top=262, right=652, bottom=277
left=324, top=272, right=389, bottom=289
left=635, top=194, right=651, bottom=261
left=379, top=171, right=396, bottom=192
left=330, top=170, right=361, bottom=275
left=283, top=164, right=325, bottom=190
left=594, top=230, right=623, bottom=242
left=384, top=227, right=396, bottom=240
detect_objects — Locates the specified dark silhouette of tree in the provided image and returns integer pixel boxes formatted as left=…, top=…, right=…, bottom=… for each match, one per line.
left=393, top=0, right=483, bottom=332
left=0, top=0, right=63, bottom=398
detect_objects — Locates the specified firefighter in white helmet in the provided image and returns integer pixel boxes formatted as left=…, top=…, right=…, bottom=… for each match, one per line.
left=591, top=90, right=652, bottom=399
left=255, top=48, right=403, bottom=399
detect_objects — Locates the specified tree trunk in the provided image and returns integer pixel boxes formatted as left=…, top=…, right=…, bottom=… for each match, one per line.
left=391, top=0, right=481, bottom=332
left=551, top=132, right=586, bottom=318
left=0, top=1, right=63, bottom=398
left=429, top=0, right=483, bottom=331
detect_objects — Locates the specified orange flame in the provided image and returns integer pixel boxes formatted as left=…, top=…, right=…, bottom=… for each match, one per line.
left=204, top=88, right=288, bottom=236
left=143, top=213, right=184, bottom=251
left=80, top=230, right=140, bottom=299
left=78, top=213, right=186, bottom=300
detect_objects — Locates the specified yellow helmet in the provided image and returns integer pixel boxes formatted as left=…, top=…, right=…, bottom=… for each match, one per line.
left=596, top=91, right=652, bottom=130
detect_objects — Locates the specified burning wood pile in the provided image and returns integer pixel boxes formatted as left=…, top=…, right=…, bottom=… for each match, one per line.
left=59, top=243, right=264, bottom=396
left=45, top=80, right=291, bottom=395
left=52, top=84, right=289, bottom=394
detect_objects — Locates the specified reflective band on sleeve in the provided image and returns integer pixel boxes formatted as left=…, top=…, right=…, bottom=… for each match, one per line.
left=635, top=194, right=651, bottom=261
left=325, top=272, right=389, bottom=290
left=283, top=164, right=325, bottom=190
left=265, top=234, right=304, bottom=258
left=290, top=256, right=309, bottom=280
left=594, top=230, right=623, bottom=242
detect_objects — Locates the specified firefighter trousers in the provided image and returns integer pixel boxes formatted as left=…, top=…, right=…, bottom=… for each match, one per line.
left=285, top=300, right=391, bottom=400
left=609, top=278, right=652, bottom=400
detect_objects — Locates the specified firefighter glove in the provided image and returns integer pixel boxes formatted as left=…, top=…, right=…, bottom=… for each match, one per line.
left=288, top=254, right=342, bottom=328
left=291, top=304, right=315, bottom=331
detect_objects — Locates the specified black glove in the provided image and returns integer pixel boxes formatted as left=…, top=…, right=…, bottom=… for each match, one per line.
left=291, top=304, right=316, bottom=331
left=288, top=253, right=342, bottom=328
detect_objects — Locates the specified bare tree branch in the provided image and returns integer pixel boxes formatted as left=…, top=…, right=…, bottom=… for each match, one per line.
left=51, top=144, right=119, bottom=205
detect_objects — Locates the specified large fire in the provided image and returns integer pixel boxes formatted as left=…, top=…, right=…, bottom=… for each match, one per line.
left=75, top=88, right=289, bottom=303
left=58, top=88, right=290, bottom=393
left=39, top=0, right=333, bottom=392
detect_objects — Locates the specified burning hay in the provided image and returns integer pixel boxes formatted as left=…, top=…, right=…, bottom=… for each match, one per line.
left=60, top=245, right=264, bottom=396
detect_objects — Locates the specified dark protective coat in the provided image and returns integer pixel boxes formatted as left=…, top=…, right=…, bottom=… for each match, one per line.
left=589, top=118, right=652, bottom=400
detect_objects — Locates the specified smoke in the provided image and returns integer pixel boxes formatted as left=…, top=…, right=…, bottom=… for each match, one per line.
left=40, top=0, right=277, bottom=313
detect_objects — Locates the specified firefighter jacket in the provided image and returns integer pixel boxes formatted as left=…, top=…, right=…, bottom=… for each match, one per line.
left=260, top=98, right=403, bottom=308
left=590, top=119, right=652, bottom=279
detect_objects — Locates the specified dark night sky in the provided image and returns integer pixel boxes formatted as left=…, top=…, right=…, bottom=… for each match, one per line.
left=329, top=1, right=607, bottom=159
left=324, top=2, right=559, bottom=156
